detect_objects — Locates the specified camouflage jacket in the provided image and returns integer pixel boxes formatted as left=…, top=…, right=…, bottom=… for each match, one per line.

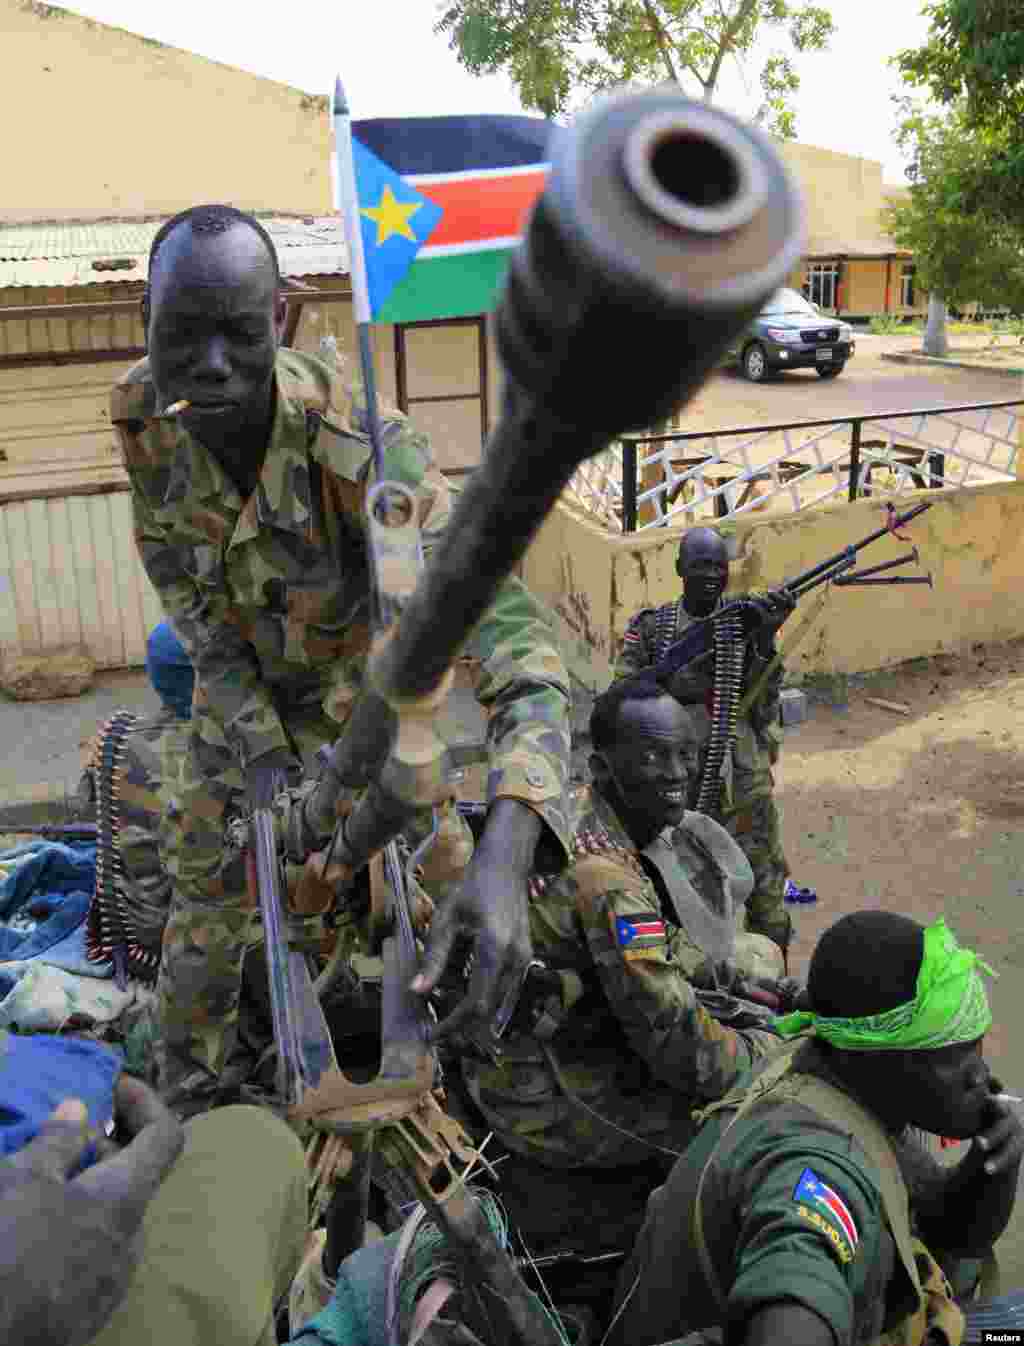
left=615, top=596, right=784, bottom=762
left=462, top=787, right=778, bottom=1168
left=113, top=350, right=572, bottom=860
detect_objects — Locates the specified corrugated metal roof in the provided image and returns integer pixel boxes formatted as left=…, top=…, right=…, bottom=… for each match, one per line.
left=0, top=216, right=348, bottom=288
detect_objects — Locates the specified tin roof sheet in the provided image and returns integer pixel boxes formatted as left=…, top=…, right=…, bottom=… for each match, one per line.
left=0, top=215, right=348, bottom=288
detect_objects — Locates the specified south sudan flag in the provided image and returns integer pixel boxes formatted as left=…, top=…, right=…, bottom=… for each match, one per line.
left=351, top=114, right=555, bottom=324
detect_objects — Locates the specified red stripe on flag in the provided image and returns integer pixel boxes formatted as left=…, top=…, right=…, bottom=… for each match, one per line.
left=630, top=920, right=665, bottom=938
left=416, top=170, right=548, bottom=248
left=820, top=1187, right=858, bottom=1249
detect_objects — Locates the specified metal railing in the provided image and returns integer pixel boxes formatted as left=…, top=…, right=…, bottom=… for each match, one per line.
left=560, top=399, right=1022, bottom=533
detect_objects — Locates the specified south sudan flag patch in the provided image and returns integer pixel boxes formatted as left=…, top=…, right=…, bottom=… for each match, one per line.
left=612, top=913, right=666, bottom=961
left=793, top=1167, right=859, bottom=1264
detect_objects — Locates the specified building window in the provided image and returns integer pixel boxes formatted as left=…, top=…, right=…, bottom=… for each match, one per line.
left=806, top=261, right=839, bottom=310
left=900, top=263, right=916, bottom=308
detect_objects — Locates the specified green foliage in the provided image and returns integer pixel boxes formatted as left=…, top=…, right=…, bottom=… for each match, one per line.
left=895, top=1, right=1024, bottom=220
left=868, top=315, right=906, bottom=335
left=882, top=100, right=1024, bottom=314
left=435, top=0, right=835, bottom=136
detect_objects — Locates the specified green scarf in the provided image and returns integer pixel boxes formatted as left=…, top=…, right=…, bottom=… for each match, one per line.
left=776, top=919, right=994, bottom=1051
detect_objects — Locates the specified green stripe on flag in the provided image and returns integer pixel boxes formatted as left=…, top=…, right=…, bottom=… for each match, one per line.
left=375, top=248, right=515, bottom=324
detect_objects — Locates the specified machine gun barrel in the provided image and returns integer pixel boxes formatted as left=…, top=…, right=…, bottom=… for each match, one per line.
left=784, top=501, right=933, bottom=599
left=306, top=85, right=805, bottom=847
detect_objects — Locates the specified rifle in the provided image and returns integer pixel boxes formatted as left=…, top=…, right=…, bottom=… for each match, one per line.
left=651, top=499, right=934, bottom=683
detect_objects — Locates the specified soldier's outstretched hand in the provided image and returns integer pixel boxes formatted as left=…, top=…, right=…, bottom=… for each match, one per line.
left=0, top=1076, right=183, bottom=1346
left=412, top=798, right=541, bottom=1049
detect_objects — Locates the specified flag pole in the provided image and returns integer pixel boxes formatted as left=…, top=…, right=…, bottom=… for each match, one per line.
left=333, top=74, right=385, bottom=483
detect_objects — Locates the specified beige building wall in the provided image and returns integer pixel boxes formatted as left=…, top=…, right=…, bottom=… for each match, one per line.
left=777, top=141, right=887, bottom=251
left=522, top=484, right=1024, bottom=694
left=292, top=298, right=498, bottom=471
left=2, top=0, right=331, bottom=221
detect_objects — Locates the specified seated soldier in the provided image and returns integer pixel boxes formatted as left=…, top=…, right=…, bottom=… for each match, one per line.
left=607, top=910, right=1022, bottom=1346
left=460, top=674, right=794, bottom=1177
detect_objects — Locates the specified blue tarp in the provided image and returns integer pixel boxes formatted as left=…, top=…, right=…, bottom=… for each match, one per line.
left=0, top=1032, right=121, bottom=1171
left=0, top=842, right=110, bottom=996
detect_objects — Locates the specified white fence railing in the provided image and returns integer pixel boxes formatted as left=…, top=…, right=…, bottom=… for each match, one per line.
left=563, top=399, right=1022, bottom=532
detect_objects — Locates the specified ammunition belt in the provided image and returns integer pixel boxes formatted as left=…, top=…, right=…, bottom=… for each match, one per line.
left=84, top=710, right=162, bottom=988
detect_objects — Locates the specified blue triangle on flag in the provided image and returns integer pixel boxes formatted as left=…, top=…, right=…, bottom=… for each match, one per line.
left=351, top=137, right=444, bottom=319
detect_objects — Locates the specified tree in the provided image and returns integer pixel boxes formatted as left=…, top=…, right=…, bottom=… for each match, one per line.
left=882, top=100, right=1024, bottom=355
left=896, top=1, right=1024, bottom=222
left=435, top=0, right=835, bottom=138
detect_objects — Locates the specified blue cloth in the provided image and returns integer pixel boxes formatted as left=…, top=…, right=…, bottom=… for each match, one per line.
left=0, top=1032, right=121, bottom=1172
left=0, top=843, right=111, bottom=995
left=291, top=1234, right=398, bottom=1346
left=145, top=621, right=194, bottom=720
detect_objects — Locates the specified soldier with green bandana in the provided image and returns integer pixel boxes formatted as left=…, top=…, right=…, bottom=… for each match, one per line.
left=607, top=911, right=1022, bottom=1346
left=114, top=203, right=572, bottom=1116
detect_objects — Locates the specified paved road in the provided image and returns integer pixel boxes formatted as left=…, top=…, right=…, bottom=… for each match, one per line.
left=683, top=335, right=1020, bottom=432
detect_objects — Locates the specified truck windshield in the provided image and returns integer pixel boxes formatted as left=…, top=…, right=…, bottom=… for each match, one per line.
left=761, top=288, right=818, bottom=317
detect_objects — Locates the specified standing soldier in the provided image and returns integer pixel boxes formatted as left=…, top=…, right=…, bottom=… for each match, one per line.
left=616, top=527, right=794, bottom=956
left=114, top=203, right=572, bottom=1116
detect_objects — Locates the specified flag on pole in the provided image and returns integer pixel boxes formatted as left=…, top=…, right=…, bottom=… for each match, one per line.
left=350, top=114, right=555, bottom=325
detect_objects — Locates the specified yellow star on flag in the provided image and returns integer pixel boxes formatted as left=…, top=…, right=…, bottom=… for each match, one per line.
left=360, top=185, right=423, bottom=245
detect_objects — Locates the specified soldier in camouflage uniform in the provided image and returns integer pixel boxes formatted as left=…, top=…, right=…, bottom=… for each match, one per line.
left=114, top=204, right=572, bottom=1114
left=462, top=677, right=787, bottom=1172
left=616, top=527, right=795, bottom=955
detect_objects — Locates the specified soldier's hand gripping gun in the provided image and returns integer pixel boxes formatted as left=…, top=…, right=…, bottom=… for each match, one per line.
left=651, top=499, right=935, bottom=684
left=259, top=86, right=806, bottom=1122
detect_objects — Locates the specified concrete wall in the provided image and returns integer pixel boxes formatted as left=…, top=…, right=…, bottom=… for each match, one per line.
left=522, top=483, right=1024, bottom=694
left=2, top=0, right=331, bottom=221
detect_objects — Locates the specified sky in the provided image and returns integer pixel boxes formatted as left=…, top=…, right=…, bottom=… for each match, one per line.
left=59, top=0, right=934, bottom=184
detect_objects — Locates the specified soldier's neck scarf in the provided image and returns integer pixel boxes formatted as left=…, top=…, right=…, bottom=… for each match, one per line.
left=775, top=919, right=994, bottom=1051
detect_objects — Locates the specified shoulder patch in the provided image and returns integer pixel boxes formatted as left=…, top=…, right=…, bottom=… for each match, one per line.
left=793, top=1167, right=858, bottom=1264
left=612, top=912, right=667, bottom=961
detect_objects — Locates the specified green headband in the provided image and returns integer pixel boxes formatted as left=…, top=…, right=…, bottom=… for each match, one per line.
left=775, top=919, right=995, bottom=1051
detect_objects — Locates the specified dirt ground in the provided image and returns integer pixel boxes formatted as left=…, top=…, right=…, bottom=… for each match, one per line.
left=778, top=636, right=1024, bottom=1280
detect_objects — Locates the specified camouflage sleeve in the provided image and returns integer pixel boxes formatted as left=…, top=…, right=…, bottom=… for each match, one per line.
left=329, top=412, right=571, bottom=867
left=125, top=478, right=291, bottom=768
left=614, top=610, right=656, bottom=677
left=465, top=577, right=572, bottom=867
left=573, top=856, right=775, bottom=1100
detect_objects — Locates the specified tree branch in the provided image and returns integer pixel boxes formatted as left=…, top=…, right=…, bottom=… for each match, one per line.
left=641, top=0, right=681, bottom=83
left=704, top=0, right=760, bottom=99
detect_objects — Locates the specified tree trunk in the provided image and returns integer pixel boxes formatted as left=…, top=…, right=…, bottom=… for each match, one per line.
left=922, top=295, right=949, bottom=357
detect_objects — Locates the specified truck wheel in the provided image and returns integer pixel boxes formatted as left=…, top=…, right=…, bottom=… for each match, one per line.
left=816, top=361, right=845, bottom=379
left=742, top=343, right=769, bottom=382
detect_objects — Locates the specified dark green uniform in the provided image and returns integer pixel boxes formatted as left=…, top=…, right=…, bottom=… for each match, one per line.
left=607, top=1040, right=972, bottom=1346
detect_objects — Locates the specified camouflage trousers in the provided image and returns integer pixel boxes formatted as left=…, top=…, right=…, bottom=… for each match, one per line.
left=153, top=700, right=341, bottom=1108
left=720, top=763, right=790, bottom=945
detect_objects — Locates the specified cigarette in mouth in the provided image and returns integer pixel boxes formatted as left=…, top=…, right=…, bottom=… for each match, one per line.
left=993, top=1093, right=1023, bottom=1105
left=161, top=399, right=191, bottom=417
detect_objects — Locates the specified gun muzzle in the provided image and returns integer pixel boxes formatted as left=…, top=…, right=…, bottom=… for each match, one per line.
left=498, top=88, right=806, bottom=434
